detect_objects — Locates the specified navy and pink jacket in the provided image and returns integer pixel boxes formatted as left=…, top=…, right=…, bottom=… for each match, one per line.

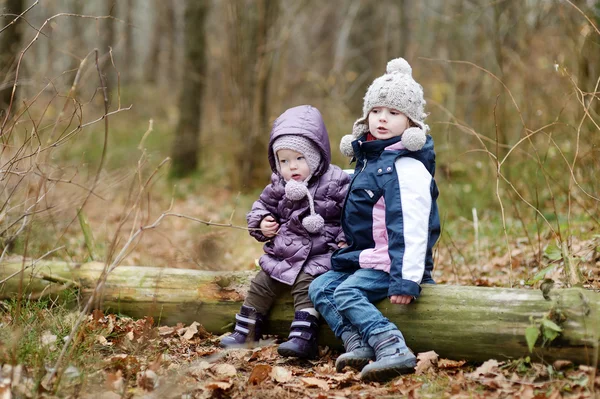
left=332, top=134, right=440, bottom=298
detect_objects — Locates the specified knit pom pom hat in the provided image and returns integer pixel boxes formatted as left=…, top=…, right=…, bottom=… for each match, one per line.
left=340, top=58, right=429, bottom=157
left=273, top=135, right=324, bottom=234
left=273, top=135, right=321, bottom=179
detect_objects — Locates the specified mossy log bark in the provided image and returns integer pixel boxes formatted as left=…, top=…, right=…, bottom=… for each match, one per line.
left=1, top=260, right=599, bottom=365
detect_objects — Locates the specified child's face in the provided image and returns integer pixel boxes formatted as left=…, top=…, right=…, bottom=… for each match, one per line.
left=368, top=107, right=410, bottom=140
left=277, top=149, right=311, bottom=182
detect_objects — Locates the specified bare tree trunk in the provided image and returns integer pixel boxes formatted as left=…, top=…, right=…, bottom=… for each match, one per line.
left=578, top=8, right=600, bottom=121
left=238, top=0, right=279, bottom=190
left=164, top=1, right=177, bottom=88
left=397, top=0, right=410, bottom=57
left=332, top=0, right=361, bottom=75
left=123, top=0, right=134, bottom=83
left=145, top=0, right=163, bottom=84
left=170, top=0, right=208, bottom=177
left=0, top=0, right=24, bottom=118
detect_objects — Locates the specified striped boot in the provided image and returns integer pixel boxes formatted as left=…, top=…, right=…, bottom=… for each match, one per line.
left=220, top=305, right=265, bottom=348
left=335, top=331, right=375, bottom=372
left=277, top=311, right=319, bottom=359
left=360, top=330, right=416, bottom=382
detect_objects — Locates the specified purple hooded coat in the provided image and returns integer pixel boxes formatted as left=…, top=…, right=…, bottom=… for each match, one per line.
left=247, top=105, right=350, bottom=286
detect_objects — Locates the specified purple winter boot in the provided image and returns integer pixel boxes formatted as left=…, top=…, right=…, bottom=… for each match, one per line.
left=277, top=311, right=319, bottom=359
left=220, top=305, right=265, bottom=348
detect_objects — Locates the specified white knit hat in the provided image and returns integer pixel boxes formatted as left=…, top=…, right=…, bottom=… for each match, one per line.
left=340, top=58, right=429, bottom=157
left=272, top=135, right=322, bottom=178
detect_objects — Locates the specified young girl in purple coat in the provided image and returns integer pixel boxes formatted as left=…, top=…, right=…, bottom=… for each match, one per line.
left=220, top=105, right=350, bottom=359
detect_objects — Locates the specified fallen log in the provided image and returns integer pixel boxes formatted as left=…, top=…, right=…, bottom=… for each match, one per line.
left=1, top=260, right=598, bottom=366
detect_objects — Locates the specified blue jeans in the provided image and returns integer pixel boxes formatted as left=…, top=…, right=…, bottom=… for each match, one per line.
left=308, top=269, right=398, bottom=342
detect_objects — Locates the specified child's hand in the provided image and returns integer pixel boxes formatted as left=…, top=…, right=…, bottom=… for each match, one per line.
left=337, top=241, right=348, bottom=248
left=390, top=295, right=413, bottom=305
left=260, top=215, right=279, bottom=238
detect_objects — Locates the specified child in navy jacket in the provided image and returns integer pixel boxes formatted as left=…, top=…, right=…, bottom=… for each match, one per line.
left=309, top=58, right=440, bottom=382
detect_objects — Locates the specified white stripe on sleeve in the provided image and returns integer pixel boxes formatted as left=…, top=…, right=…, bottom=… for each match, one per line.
left=395, top=157, right=432, bottom=284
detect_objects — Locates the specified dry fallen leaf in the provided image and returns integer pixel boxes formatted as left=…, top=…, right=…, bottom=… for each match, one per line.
left=517, top=385, right=535, bottom=399
left=212, top=363, right=237, bottom=377
left=205, top=381, right=232, bottom=390
left=552, top=360, right=573, bottom=371
left=438, top=358, right=466, bottom=369
left=329, top=371, right=359, bottom=383
left=466, top=359, right=500, bottom=378
left=182, top=322, right=200, bottom=341
left=158, top=326, right=176, bottom=336
left=96, top=335, right=111, bottom=346
left=416, top=351, right=438, bottom=375
left=271, top=366, right=293, bottom=383
left=315, top=363, right=336, bottom=375
left=301, top=377, right=330, bottom=391
left=105, top=369, right=124, bottom=392
left=0, top=384, right=10, bottom=399
left=83, top=392, right=121, bottom=399
left=188, top=361, right=212, bottom=377
left=248, top=364, right=272, bottom=385
left=136, top=370, right=158, bottom=391
left=397, top=381, right=423, bottom=396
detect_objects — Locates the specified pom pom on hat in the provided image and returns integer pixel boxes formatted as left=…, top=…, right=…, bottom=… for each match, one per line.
left=284, top=178, right=325, bottom=234
left=401, top=127, right=427, bottom=151
left=340, top=120, right=369, bottom=158
left=285, top=179, right=308, bottom=201
left=302, top=214, right=325, bottom=233
left=340, top=134, right=355, bottom=158
left=386, top=58, right=412, bottom=76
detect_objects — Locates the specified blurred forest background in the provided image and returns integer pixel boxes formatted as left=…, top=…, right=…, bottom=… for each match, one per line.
left=1, top=0, right=599, bottom=288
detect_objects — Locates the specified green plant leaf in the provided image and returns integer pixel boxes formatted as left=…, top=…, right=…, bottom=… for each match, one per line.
left=541, top=318, right=562, bottom=342
left=543, top=244, right=562, bottom=261
left=525, top=325, right=540, bottom=352
left=543, top=328, right=560, bottom=342
left=541, top=318, right=562, bottom=332
left=526, top=264, right=558, bottom=285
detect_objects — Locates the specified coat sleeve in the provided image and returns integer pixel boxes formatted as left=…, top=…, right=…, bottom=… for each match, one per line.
left=247, top=174, right=284, bottom=242
left=384, top=157, right=433, bottom=298
left=319, top=167, right=350, bottom=243
left=332, top=170, right=350, bottom=243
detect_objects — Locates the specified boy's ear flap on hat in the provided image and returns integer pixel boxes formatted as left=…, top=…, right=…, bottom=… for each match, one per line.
left=340, top=119, right=370, bottom=158
left=352, top=119, right=370, bottom=139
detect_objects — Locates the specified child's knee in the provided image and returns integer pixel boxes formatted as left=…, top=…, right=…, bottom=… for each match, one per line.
left=308, top=279, right=320, bottom=302
left=332, top=285, right=353, bottom=310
